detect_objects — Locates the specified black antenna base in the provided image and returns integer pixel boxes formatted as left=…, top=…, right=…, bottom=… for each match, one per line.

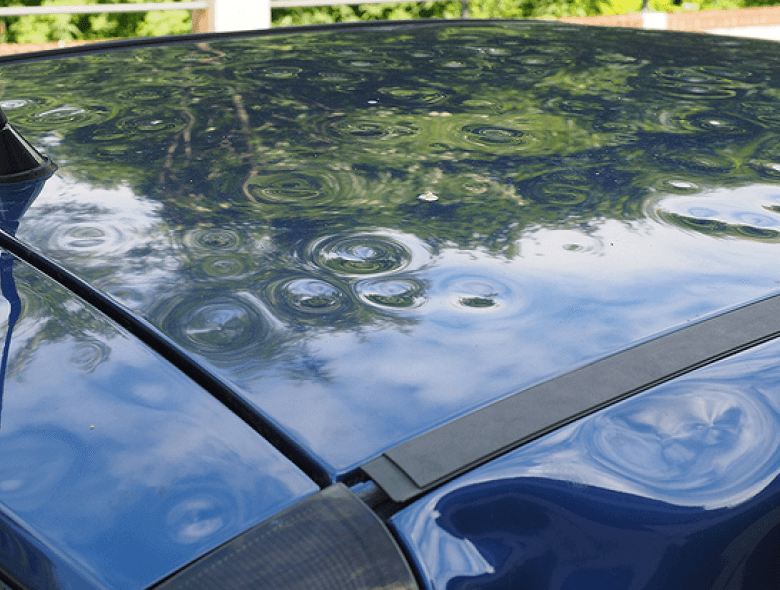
left=0, top=106, right=57, bottom=184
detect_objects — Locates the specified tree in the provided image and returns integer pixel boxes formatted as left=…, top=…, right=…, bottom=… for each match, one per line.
left=2, top=0, right=190, bottom=44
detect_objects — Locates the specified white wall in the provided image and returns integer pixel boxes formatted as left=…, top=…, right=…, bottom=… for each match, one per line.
left=210, top=0, right=271, bottom=31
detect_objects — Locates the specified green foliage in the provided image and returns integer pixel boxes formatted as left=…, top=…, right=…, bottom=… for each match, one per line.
left=3, top=0, right=191, bottom=43
left=272, top=1, right=461, bottom=27
left=9, top=0, right=88, bottom=43
left=1, top=0, right=780, bottom=44
left=274, top=0, right=780, bottom=23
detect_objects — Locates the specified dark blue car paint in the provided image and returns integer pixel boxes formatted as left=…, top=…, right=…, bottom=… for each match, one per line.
left=4, top=24, right=780, bottom=483
left=0, top=20, right=779, bottom=589
left=391, top=336, right=780, bottom=589
left=0, top=178, right=317, bottom=589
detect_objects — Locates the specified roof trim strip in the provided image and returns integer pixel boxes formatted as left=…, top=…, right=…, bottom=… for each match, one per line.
left=0, top=228, right=331, bottom=490
left=363, top=293, right=780, bottom=502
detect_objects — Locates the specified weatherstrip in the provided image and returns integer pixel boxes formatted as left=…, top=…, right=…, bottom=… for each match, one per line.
left=362, top=293, right=780, bottom=502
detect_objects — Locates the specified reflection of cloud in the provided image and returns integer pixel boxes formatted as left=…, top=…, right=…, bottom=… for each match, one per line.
left=400, top=497, right=496, bottom=584
left=647, top=185, right=780, bottom=241
left=424, top=337, right=780, bottom=510
left=0, top=268, right=317, bottom=588
left=15, top=155, right=780, bottom=492
left=238, top=210, right=780, bottom=475
left=19, top=176, right=177, bottom=309
left=391, top=340, right=780, bottom=590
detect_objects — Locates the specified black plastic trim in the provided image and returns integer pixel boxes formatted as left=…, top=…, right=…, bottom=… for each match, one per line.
left=0, top=228, right=330, bottom=489
left=363, top=293, right=780, bottom=502
left=152, top=483, right=419, bottom=590
left=0, top=116, right=58, bottom=183
left=0, top=160, right=57, bottom=185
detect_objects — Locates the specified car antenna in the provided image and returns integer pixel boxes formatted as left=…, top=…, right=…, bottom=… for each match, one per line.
left=0, top=105, right=57, bottom=183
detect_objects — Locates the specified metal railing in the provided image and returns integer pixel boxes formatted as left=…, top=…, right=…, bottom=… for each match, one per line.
left=0, top=1, right=213, bottom=33
left=0, top=0, right=451, bottom=33
left=3, top=0, right=779, bottom=36
left=0, top=0, right=439, bottom=33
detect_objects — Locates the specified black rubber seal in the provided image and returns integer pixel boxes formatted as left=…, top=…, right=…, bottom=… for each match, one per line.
left=363, top=293, right=780, bottom=502
left=0, top=228, right=330, bottom=490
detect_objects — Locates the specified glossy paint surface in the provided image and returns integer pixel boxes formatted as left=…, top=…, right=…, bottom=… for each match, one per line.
left=391, top=337, right=780, bottom=589
left=0, top=245, right=316, bottom=587
left=3, top=23, right=780, bottom=479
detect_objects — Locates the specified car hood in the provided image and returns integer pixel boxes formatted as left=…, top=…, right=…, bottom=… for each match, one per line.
left=3, top=21, right=780, bottom=486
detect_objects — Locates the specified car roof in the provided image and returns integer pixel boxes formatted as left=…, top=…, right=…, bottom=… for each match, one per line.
left=3, top=19, right=780, bottom=489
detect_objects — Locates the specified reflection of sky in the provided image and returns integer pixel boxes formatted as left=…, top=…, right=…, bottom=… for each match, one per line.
left=0, top=260, right=316, bottom=589
left=392, top=338, right=780, bottom=589
left=18, top=179, right=780, bottom=477
left=250, top=202, right=780, bottom=472
left=8, top=23, right=780, bottom=479
left=5, top=24, right=780, bottom=587
left=429, top=337, right=780, bottom=509
left=19, top=175, right=178, bottom=309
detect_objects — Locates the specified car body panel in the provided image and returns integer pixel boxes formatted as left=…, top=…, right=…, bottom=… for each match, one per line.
left=3, top=23, right=780, bottom=483
left=390, top=335, right=780, bottom=589
left=2, top=21, right=780, bottom=589
left=0, top=227, right=316, bottom=589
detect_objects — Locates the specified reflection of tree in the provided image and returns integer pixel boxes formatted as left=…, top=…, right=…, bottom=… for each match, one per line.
left=0, top=254, right=18, bottom=427
left=5, top=25, right=780, bottom=244
left=2, top=23, right=780, bottom=382
left=2, top=264, right=117, bottom=384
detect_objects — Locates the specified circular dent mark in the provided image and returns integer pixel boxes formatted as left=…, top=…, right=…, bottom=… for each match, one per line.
left=317, top=71, right=359, bottom=83
left=263, top=66, right=303, bottom=78
left=107, top=287, right=147, bottom=310
left=355, top=277, right=426, bottom=309
left=245, top=170, right=361, bottom=207
left=49, top=223, right=130, bottom=257
left=338, top=56, right=399, bottom=69
left=116, top=86, right=180, bottom=102
left=751, top=160, right=780, bottom=179
left=183, top=228, right=243, bottom=252
left=584, top=382, right=780, bottom=506
left=686, top=113, right=748, bottom=134
left=0, top=430, right=80, bottom=510
left=0, top=99, right=31, bottom=110
left=164, top=486, right=238, bottom=545
left=306, top=233, right=413, bottom=276
left=28, top=105, right=111, bottom=129
left=246, top=172, right=324, bottom=204
left=328, top=118, right=419, bottom=142
left=648, top=186, right=780, bottom=241
left=527, top=171, right=592, bottom=207
left=655, top=179, right=700, bottom=194
left=646, top=67, right=741, bottom=99
left=116, top=111, right=188, bottom=134
left=158, top=295, right=268, bottom=356
left=377, top=86, right=451, bottom=107
left=70, top=341, right=110, bottom=373
left=657, top=108, right=752, bottom=136
left=200, top=256, right=250, bottom=279
left=462, top=124, right=525, bottom=145
left=275, top=278, right=345, bottom=313
left=16, top=284, right=48, bottom=321
left=438, top=274, right=517, bottom=313
left=653, top=149, right=735, bottom=174
left=748, top=138, right=780, bottom=179
left=264, top=276, right=354, bottom=322
left=455, top=280, right=500, bottom=309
